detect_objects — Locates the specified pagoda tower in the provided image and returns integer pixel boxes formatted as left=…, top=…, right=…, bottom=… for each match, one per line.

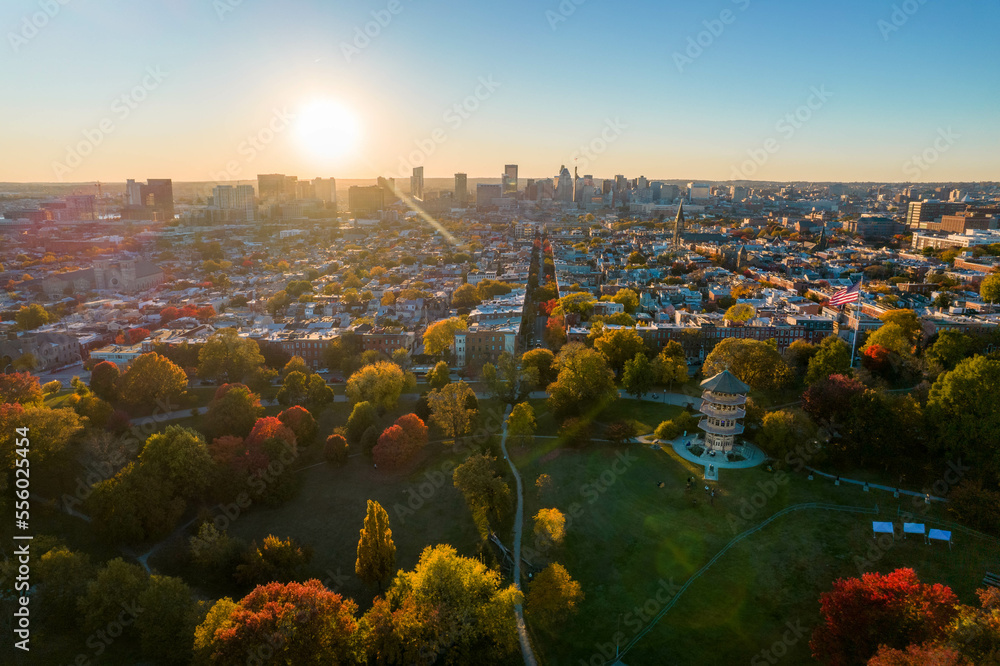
left=698, top=370, right=749, bottom=453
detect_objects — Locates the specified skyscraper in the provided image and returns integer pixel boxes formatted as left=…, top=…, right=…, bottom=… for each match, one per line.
left=503, top=164, right=518, bottom=197
left=555, top=166, right=573, bottom=202
left=674, top=201, right=685, bottom=246
left=213, top=184, right=256, bottom=220
left=455, top=173, right=468, bottom=204
left=476, top=183, right=502, bottom=206
left=312, top=178, right=336, bottom=206
left=125, top=179, right=141, bottom=206
left=410, top=166, right=424, bottom=200
left=257, top=174, right=286, bottom=201
left=141, top=179, right=174, bottom=220
left=349, top=185, right=385, bottom=216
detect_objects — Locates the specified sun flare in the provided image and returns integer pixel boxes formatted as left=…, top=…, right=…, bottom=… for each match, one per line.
left=295, top=99, right=361, bottom=161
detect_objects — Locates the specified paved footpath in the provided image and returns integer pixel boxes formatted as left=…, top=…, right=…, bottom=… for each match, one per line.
left=498, top=403, right=539, bottom=666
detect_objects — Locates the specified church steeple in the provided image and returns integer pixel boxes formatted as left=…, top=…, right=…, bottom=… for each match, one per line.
left=673, top=200, right=685, bottom=246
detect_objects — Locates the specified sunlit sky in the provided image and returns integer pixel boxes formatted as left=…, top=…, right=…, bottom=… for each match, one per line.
left=2, top=0, right=998, bottom=184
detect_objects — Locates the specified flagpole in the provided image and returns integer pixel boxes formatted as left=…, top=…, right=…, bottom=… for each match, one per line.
left=849, top=276, right=864, bottom=368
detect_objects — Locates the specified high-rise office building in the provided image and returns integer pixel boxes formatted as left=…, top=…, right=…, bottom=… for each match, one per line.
left=125, top=179, right=141, bottom=206
left=476, top=183, right=502, bottom=206
left=555, top=166, right=573, bottom=202
left=213, top=184, right=256, bottom=220
left=312, top=178, right=336, bottom=206
left=503, top=164, right=518, bottom=197
left=410, top=166, right=424, bottom=200
left=688, top=182, right=711, bottom=202
left=141, top=179, right=174, bottom=219
left=906, top=200, right=966, bottom=230
left=455, top=173, right=468, bottom=204
left=349, top=185, right=385, bottom=216
left=257, top=174, right=286, bottom=201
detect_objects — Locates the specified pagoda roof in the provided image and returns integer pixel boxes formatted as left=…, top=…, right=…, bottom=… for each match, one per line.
left=700, top=370, right=750, bottom=395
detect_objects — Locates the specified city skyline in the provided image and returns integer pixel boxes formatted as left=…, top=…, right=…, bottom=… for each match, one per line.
left=2, top=0, right=998, bottom=183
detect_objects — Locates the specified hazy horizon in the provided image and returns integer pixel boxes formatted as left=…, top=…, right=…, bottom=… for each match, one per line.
left=3, top=0, right=998, bottom=184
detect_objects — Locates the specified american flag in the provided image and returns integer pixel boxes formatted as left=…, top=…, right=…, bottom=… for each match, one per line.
left=829, top=281, right=862, bottom=307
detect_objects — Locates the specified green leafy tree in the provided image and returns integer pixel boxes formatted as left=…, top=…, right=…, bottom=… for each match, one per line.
left=198, top=329, right=266, bottom=384
left=654, top=341, right=688, bottom=390
left=136, top=575, right=205, bottom=664
left=593, top=327, right=646, bottom=376
left=138, top=425, right=214, bottom=499
left=610, top=288, right=639, bottom=314
left=356, top=499, right=396, bottom=591
left=281, top=355, right=310, bottom=378
left=481, top=352, right=533, bottom=403
left=521, top=348, right=557, bottom=388
left=34, top=545, right=95, bottom=629
left=805, top=336, right=852, bottom=385
left=783, top=339, right=818, bottom=381
left=425, top=360, right=451, bottom=389
left=723, top=303, right=757, bottom=323
left=546, top=343, right=618, bottom=419
left=506, top=402, right=536, bottom=448
left=981, top=273, right=1000, bottom=305
left=235, top=535, right=313, bottom=586
left=16, top=303, right=49, bottom=330
left=204, top=384, right=263, bottom=440
left=118, top=353, right=188, bottom=412
left=757, top=410, right=816, bottom=465
left=453, top=454, right=512, bottom=538
left=526, top=562, right=584, bottom=633
left=925, top=330, right=972, bottom=373
left=927, top=356, right=1000, bottom=481
left=557, top=292, right=597, bottom=319
left=89, top=361, right=120, bottom=402
left=452, top=283, right=482, bottom=308
left=77, top=558, right=150, bottom=634
left=622, top=352, right=655, bottom=401
left=880, top=309, right=923, bottom=347
left=862, top=322, right=913, bottom=357
left=703, top=338, right=791, bottom=392
left=346, top=361, right=406, bottom=411
left=423, top=317, right=467, bottom=356
left=346, top=401, right=379, bottom=444
left=276, top=370, right=309, bottom=406
left=428, top=380, right=478, bottom=442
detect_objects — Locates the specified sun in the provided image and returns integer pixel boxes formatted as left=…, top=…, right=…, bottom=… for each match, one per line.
left=295, top=99, right=361, bottom=161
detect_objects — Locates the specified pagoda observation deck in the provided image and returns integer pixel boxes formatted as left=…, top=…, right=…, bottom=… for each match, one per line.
left=697, top=370, right=750, bottom=453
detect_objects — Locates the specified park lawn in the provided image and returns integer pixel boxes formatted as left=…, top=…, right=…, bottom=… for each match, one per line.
left=596, top=400, right=684, bottom=435
left=512, top=441, right=995, bottom=665
left=222, top=442, right=483, bottom=610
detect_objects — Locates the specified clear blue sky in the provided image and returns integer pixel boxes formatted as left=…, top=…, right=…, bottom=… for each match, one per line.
left=2, top=0, right=997, bottom=183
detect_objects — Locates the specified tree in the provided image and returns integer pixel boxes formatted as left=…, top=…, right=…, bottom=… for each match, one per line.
left=533, top=508, right=566, bottom=546
left=425, top=360, right=451, bottom=389
left=838, top=390, right=923, bottom=472
left=610, top=288, right=639, bottom=314
left=16, top=303, right=49, bottom=330
left=346, top=401, right=379, bottom=444
left=77, top=558, right=150, bottom=634
left=868, top=643, right=969, bottom=666
left=546, top=344, right=618, bottom=419
left=423, top=317, right=467, bottom=356
left=927, top=356, right=1000, bottom=480
left=276, top=370, right=309, bottom=406
left=925, top=330, right=972, bottom=373
left=604, top=420, right=637, bottom=445
left=1, top=405, right=83, bottom=477
left=198, top=328, right=265, bottom=384
left=654, top=419, right=682, bottom=440
left=138, top=425, right=214, bottom=499
left=723, top=303, right=756, bottom=323
left=880, top=309, right=923, bottom=347
left=802, top=374, right=865, bottom=425
left=521, top=348, right=557, bottom=388
left=784, top=339, right=819, bottom=380
left=0, top=371, right=43, bottom=405
left=34, top=545, right=95, bottom=630
left=390, top=347, right=411, bottom=370
left=981, top=273, right=1000, bottom=305
left=205, top=383, right=263, bottom=440
left=622, top=352, right=655, bottom=401
left=282, top=355, right=310, bottom=378
left=372, top=425, right=409, bottom=469
left=948, top=479, right=1000, bottom=535
left=346, top=361, right=406, bottom=411
left=526, top=562, right=584, bottom=632
left=359, top=544, right=521, bottom=664
left=306, top=373, right=334, bottom=411
left=654, top=341, right=688, bottom=390
left=394, top=413, right=428, bottom=453
left=135, top=575, right=204, bottom=664
left=428, top=380, right=477, bottom=442
left=356, top=499, right=396, bottom=590
left=593, top=327, right=646, bottom=375
left=506, top=402, right=536, bottom=448
left=89, top=361, right=121, bottom=402
left=477, top=279, right=513, bottom=300
left=119, top=353, right=188, bottom=412
left=278, top=405, right=317, bottom=446
left=323, top=332, right=362, bottom=375
left=757, top=410, right=816, bottom=464
left=862, top=322, right=914, bottom=357
left=452, top=283, right=482, bottom=308
left=804, top=336, right=852, bottom=386
left=558, top=292, right=597, bottom=319
left=324, top=434, right=349, bottom=465
left=193, top=581, right=358, bottom=665
left=810, top=568, right=959, bottom=666
left=703, top=338, right=791, bottom=391
left=235, top=534, right=313, bottom=586
left=453, top=454, right=512, bottom=538
left=545, top=314, right=567, bottom=350
left=481, top=352, right=533, bottom=403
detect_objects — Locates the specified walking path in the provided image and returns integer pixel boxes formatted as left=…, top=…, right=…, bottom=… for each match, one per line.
left=498, top=403, right=538, bottom=666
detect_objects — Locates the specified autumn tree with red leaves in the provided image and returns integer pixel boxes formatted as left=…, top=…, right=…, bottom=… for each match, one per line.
left=810, top=568, right=959, bottom=665
left=802, top=373, right=865, bottom=425
left=278, top=405, right=318, bottom=445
